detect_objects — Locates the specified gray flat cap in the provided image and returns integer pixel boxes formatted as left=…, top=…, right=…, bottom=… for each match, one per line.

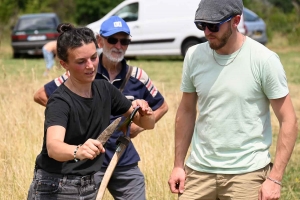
left=195, top=0, right=243, bottom=23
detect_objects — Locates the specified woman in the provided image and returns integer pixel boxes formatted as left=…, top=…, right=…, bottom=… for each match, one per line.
left=27, top=23, right=155, bottom=199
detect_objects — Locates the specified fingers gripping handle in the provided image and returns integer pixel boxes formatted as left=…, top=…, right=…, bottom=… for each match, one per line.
left=118, top=106, right=140, bottom=135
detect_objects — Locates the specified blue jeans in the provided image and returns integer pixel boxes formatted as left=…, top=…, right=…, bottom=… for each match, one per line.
left=94, top=164, right=146, bottom=200
left=27, top=168, right=98, bottom=200
left=42, top=47, right=54, bottom=70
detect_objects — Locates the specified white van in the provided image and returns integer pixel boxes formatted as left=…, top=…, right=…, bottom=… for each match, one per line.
left=87, top=0, right=245, bottom=57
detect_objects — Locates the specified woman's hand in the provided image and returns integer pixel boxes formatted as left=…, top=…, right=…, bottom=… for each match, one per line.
left=75, top=139, right=105, bottom=160
left=129, top=99, right=155, bottom=130
left=132, top=99, right=153, bottom=116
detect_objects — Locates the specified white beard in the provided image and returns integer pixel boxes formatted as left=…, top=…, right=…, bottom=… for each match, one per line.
left=103, top=46, right=125, bottom=63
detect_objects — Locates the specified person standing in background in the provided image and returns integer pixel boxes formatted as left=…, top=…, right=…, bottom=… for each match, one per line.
left=42, top=40, right=57, bottom=76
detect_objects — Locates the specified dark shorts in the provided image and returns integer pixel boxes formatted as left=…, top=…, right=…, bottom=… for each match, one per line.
left=94, top=164, right=146, bottom=200
left=27, top=168, right=97, bottom=200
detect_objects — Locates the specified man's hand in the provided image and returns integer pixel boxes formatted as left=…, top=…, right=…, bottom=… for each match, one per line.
left=258, top=179, right=281, bottom=200
left=129, top=123, right=144, bottom=138
left=168, top=167, right=186, bottom=194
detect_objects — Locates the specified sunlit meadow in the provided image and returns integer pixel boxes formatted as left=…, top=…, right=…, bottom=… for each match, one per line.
left=0, top=34, right=299, bottom=199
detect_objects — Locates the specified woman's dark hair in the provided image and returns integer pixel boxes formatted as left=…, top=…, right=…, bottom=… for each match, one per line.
left=56, top=23, right=98, bottom=62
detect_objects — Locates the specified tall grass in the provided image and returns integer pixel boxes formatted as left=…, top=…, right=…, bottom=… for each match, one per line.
left=0, top=36, right=299, bottom=199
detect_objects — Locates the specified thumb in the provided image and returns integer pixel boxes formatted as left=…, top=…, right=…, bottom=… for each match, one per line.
left=258, top=187, right=262, bottom=200
left=179, top=180, right=185, bottom=193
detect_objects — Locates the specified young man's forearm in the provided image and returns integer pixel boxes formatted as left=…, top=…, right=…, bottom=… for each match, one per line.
left=269, top=119, right=298, bottom=180
left=174, top=92, right=197, bottom=168
left=269, top=95, right=298, bottom=181
left=174, top=107, right=196, bottom=168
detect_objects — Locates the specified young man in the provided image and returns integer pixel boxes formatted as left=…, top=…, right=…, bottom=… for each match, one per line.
left=168, top=0, right=298, bottom=200
left=34, top=16, right=168, bottom=200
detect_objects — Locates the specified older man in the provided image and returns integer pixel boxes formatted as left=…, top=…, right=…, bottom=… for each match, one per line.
left=34, top=16, right=168, bottom=200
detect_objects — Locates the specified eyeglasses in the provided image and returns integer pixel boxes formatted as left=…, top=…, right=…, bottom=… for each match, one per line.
left=103, top=36, right=131, bottom=46
left=194, top=16, right=233, bottom=32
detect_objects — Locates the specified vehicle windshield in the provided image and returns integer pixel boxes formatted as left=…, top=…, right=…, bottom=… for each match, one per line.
left=114, top=3, right=138, bottom=22
left=243, top=9, right=259, bottom=22
left=17, top=17, right=57, bottom=30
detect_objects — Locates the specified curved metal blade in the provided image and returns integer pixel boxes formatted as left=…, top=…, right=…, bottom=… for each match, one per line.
left=96, top=117, right=122, bottom=145
left=116, top=106, right=140, bottom=132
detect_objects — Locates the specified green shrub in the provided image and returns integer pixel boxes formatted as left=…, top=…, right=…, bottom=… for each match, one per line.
left=287, top=25, right=300, bottom=45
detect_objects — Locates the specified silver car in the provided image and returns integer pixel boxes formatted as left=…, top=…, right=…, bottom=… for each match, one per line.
left=243, top=8, right=268, bottom=45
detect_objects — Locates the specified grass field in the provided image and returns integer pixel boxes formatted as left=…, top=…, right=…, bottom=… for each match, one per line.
left=0, top=35, right=299, bottom=200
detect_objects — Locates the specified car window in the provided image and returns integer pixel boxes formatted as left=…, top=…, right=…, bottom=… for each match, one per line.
left=243, top=9, right=259, bottom=22
left=17, top=17, right=57, bottom=30
left=114, top=3, right=139, bottom=22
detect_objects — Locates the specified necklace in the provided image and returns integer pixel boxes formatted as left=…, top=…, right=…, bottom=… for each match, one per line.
left=213, top=36, right=246, bottom=67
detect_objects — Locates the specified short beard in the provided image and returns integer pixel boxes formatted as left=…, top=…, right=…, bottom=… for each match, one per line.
left=103, top=46, right=125, bottom=63
left=209, top=25, right=232, bottom=50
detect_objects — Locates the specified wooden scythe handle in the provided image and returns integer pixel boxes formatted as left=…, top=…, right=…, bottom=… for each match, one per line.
left=96, top=107, right=139, bottom=199
left=96, top=141, right=129, bottom=200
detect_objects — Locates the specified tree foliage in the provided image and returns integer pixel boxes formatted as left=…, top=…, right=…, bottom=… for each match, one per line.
left=23, top=0, right=76, bottom=24
left=269, top=0, right=294, bottom=13
left=0, top=0, right=299, bottom=44
left=74, top=0, right=123, bottom=25
left=244, top=0, right=300, bottom=44
left=0, top=0, right=23, bottom=31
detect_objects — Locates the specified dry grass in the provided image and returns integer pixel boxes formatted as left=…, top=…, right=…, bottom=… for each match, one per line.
left=0, top=36, right=299, bottom=199
left=0, top=75, right=45, bottom=199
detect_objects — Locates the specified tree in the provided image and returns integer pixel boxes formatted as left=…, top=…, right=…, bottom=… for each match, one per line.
left=74, top=0, right=123, bottom=26
left=269, top=0, right=294, bottom=13
left=23, top=0, right=76, bottom=24
left=0, top=0, right=27, bottom=31
left=292, top=0, right=300, bottom=20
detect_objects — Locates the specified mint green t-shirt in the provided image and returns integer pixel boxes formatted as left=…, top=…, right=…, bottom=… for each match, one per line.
left=181, top=37, right=288, bottom=174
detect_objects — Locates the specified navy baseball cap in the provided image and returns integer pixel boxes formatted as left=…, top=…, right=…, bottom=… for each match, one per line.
left=100, top=16, right=130, bottom=37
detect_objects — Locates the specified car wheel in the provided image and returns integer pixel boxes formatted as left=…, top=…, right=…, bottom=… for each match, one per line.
left=181, top=39, right=200, bottom=57
left=125, top=56, right=136, bottom=60
left=13, top=52, right=21, bottom=59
